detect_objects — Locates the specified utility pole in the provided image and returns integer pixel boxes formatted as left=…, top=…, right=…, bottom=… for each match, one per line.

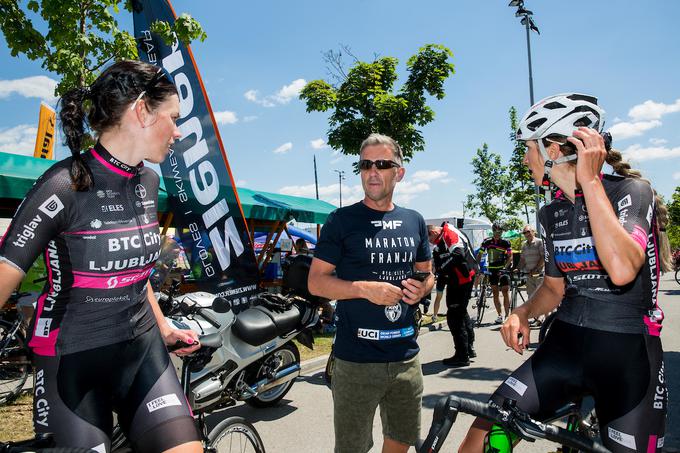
left=313, top=155, right=319, bottom=200
left=333, top=169, right=345, bottom=207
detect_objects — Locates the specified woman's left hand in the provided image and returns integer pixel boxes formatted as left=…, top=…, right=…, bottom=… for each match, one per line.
left=162, top=327, right=201, bottom=356
left=567, top=127, right=607, bottom=186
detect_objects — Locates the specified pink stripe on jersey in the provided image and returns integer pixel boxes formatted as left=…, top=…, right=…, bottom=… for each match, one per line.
left=73, top=266, right=153, bottom=277
left=28, top=250, right=58, bottom=356
left=72, top=266, right=153, bottom=289
left=648, top=435, right=658, bottom=453
left=65, top=221, right=159, bottom=236
left=630, top=225, right=648, bottom=251
left=90, top=148, right=134, bottom=178
left=644, top=315, right=662, bottom=337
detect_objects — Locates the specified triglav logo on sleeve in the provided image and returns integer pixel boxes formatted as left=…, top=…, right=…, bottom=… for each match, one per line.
left=384, top=304, right=402, bottom=322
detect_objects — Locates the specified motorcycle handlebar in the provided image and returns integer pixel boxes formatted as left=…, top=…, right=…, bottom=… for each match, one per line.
left=196, top=306, right=221, bottom=329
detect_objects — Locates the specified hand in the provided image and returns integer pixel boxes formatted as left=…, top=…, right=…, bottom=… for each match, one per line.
left=500, top=309, right=530, bottom=355
left=567, top=127, right=607, bottom=186
left=361, top=281, right=403, bottom=306
left=400, top=277, right=429, bottom=305
left=161, top=327, right=201, bottom=356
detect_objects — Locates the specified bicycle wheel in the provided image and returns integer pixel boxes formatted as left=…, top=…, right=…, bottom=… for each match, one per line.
left=324, top=351, right=335, bottom=385
left=475, top=285, right=486, bottom=327
left=0, top=320, right=30, bottom=406
left=675, top=268, right=680, bottom=285
left=208, top=416, right=265, bottom=453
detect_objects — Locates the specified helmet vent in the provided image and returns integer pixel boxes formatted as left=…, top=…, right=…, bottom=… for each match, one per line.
left=567, top=94, right=598, bottom=105
left=527, top=117, right=547, bottom=131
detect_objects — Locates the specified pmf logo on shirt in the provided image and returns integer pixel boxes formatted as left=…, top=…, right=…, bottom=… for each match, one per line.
left=371, top=220, right=403, bottom=230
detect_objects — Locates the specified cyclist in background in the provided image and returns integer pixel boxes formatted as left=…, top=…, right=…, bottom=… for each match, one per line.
left=0, top=61, right=201, bottom=452
left=460, top=93, right=672, bottom=453
left=476, top=223, right=512, bottom=324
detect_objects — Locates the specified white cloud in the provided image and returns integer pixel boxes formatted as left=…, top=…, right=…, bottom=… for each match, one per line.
left=311, top=138, right=328, bottom=149
left=649, top=138, right=668, bottom=146
left=393, top=181, right=431, bottom=205
left=622, top=144, right=680, bottom=161
left=440, top=210, right=465, bottom=218
left=0, top=76, right=58, bottom=103
left=628, top=98, right=680, bottom=121
left=0, top=124, right=39, bottom=155
left=410, top=170, right=448, bottom=183
left=245, top=79, right=306, bottom=107
left=330, top=156, right=343, bottom=164
left=213, top=110, right=238, bottom=124
left=273, top=142, right=293, bottom=154
left=607, top=120, right=661, bottom=140
left=612, top=117, right=622, bottom=123
left=673, top=172, right=680, bottom=180
left=243, top=116, right=258, bottom=122
left=236, top=179, right=247, bottom=187
left=279, top=182, right=364, bottom=207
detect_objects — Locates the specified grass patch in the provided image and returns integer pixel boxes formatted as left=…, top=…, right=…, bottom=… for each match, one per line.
left=0, top=393, right=34, bottom=441
left=294, top=332, right=334, bottom=362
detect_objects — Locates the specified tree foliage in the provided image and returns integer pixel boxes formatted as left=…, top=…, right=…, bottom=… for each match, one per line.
left=668, top=186, right=680, bottom=251
left=464, top=143, right=510, bottom=224
left=299, top=44, right=455, bottom=161
left=0, top=0, right=207, bottom=94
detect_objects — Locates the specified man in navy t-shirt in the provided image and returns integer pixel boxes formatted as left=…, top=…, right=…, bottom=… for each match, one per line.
left=309, top=133, right=434, bottom=453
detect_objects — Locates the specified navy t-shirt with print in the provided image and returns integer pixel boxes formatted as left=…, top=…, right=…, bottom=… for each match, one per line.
left=314, top=202, right=431, bottom=363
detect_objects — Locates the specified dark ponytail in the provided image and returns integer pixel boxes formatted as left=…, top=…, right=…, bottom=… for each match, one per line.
left=59, top=86, right=94, bottom=191
left=58, top=60, right=178, bottom=192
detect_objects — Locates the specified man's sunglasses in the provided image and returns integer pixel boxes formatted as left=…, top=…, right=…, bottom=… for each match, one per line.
left=358, top=159, right=401, bottom=170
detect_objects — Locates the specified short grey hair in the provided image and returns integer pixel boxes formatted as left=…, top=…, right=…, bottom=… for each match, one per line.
left=359, top=133, right=404, bottom=165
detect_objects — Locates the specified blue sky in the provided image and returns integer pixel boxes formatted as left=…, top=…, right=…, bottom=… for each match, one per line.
left=1, top=0, right=679, bottom=220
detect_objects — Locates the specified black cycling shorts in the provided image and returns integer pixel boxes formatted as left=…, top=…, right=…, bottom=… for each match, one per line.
left=490, top=320, right=666, bottom=453
left=32, top=327, right=199, bottom=452
left=436, top=277, right=447, bottom=292
left=488, top=270, right=510, bottom=287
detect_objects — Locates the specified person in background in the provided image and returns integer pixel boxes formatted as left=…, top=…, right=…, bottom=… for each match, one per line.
left=518, top=224, right=545, bottom=314
left=477, top=223, right=513, bottom=324
left=309, top=133, right=433, bottom=453
left=428, top=223, right=478, bottom=367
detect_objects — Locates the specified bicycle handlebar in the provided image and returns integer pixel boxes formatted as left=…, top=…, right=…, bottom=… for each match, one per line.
left=418, top=396, right=610, bottom=453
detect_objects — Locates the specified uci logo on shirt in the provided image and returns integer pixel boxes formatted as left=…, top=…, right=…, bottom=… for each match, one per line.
left=371, top=220, right=402, bottom=230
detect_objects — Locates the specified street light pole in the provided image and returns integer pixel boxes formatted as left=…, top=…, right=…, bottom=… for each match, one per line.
left=333, top=169, right=345, bottom=207
left=509, top=0, right=541, bottom=229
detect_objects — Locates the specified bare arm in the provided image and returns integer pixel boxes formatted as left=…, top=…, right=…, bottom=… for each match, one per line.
left=0, top=263, right=25, bottom=310
left=571, top=128, right=645, bottom=286
left=500, top=275, right=564, bottom=354
left=308, top=258, right=404, bottom=306
left=146, top=282, right=200, bottom=355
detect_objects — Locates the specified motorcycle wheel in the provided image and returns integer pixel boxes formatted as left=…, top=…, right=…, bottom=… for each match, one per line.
left=246, top=342, right=299, bottom=408
left=208, top=416, right=265, bottom=453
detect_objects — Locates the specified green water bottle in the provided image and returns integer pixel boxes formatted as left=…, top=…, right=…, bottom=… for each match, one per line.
left=484, top=424, right=518, bottom=453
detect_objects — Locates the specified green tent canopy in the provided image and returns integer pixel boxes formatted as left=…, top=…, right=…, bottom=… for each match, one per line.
left=0, top=152, right=336, bottom=224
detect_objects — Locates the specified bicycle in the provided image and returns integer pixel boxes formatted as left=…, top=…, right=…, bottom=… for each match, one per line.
left=507, top=271, right=527, bottom=312
left=418, top=395, right=604, bottom=453
left=473, top=272, right=491, bottom=327
left=0, top=292, right=33, bottom=406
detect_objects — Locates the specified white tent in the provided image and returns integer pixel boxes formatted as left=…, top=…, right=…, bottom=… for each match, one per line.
left=426, top=216, right=491, bottom=251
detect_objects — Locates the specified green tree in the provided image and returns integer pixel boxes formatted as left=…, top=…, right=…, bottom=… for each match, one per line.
left=299, top=44, right=454, bottom=161
left=464, top=143, right=510, bottom=223
left=506, top=106, right=535, bottom=224
left=0, top=0, right=207, bottom=95
left=667, top=186, right=680, bottom=251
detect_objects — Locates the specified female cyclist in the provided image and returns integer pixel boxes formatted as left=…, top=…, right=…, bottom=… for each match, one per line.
left=0, top=60, right=202, bottom=452
left=460, top=93, right=672, bottom=453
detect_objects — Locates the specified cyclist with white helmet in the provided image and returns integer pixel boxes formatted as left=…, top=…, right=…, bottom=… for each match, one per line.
left=460, top=93, right=673, bottom=453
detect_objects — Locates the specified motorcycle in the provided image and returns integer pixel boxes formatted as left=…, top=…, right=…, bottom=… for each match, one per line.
left=154, top=237, right=320, bottom=411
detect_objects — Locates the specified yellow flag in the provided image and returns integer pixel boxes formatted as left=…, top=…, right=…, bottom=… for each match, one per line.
left=33, top=102, right=56, bottom=159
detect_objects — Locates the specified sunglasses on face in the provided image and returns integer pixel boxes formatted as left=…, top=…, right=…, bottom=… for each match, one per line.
left=358, top=159, right=401, bottom=170
left=523, top=231, right=532, bottom=235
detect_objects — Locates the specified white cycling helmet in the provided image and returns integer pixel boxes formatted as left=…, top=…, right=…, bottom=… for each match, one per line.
left=516, top=93, right=606, bottom=194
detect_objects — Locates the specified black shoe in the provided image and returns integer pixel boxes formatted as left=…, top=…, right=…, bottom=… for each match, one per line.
left=468, top=348, right=477, bottom=358
left=442, top=356, right=470, bottom=367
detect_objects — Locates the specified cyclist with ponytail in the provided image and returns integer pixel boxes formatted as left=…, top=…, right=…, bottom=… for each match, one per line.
left=460, top=94, right=671, bottom=453
left=0, top=60, right=201, bottom=452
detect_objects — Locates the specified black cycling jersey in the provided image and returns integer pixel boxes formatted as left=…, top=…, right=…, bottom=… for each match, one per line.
left=539, top=174, right=663, bottom=336
left=0, top=142, right=161, bottom=356
left=480, top=237, right=512, bottom=270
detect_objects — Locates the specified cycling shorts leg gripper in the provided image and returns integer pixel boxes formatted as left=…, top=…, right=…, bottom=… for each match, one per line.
left=32, top=353, right=112, bottom=452
left=116, top=329, right=198, bottom=452
left=589, top=334, right=666, bottom=453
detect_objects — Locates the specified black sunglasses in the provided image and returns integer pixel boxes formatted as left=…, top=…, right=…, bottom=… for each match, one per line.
left=358, top=159, right=401, bottom=170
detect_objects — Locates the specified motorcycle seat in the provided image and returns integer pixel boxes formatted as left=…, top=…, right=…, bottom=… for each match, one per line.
left=233, top=304, right=303, bottom=346
left=199, top=331, right=223, bottom=349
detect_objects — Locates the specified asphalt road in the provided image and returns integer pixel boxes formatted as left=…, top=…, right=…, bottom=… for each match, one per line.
left=208, top=274, right=680, bottom=452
